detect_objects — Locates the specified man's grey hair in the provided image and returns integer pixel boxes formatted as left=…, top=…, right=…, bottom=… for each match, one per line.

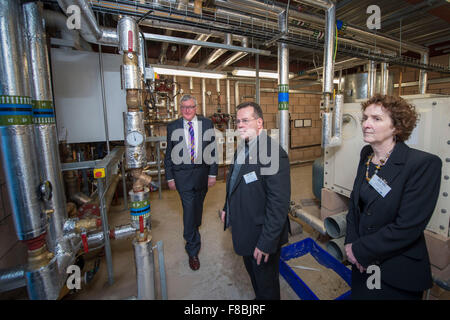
left=180, top=94, right=197, bottom=106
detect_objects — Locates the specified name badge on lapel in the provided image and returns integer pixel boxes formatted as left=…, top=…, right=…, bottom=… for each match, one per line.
left=368, top=174, right=391, bottom=198
left=243, top=171, right=258, bottom=184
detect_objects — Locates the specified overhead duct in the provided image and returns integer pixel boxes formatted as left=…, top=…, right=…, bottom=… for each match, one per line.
left=57, top=0, right=118, bottom=45
left=198, top=33, right=232, bottom=68
left=214, top=36, right=248, bottom=70
left=43, top=9, right=92, bottom=51
left=180, top=34, right=211, bottom=66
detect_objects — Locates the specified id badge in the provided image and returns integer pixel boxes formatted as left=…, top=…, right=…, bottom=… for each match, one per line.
left=243, top=171, right=258, bottom=184
left=368, top=174, right=391, bottom=198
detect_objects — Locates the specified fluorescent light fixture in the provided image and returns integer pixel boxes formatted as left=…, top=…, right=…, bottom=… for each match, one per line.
left=151, top=64, right=227, bottom=79
left=232, top=68, right=295, bottom=79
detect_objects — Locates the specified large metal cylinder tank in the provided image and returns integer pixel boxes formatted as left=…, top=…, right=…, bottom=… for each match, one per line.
left=342, top=72, right=394, bottom=102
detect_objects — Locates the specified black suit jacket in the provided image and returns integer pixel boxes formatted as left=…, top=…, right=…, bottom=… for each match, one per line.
left=223, top=132, right=291, bottom=256
left=164, top=116, right=218, bottom=192
left=345, top=141, right=442, bottom=292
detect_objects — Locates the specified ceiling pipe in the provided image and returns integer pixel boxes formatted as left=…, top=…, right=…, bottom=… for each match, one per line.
left=198, top=33, right=232, bottom=69
left=218, top=0, right=428, bottom=55
left=214, top=36, right=248, bottom=70
left=180, top=33, right=212, bottom=66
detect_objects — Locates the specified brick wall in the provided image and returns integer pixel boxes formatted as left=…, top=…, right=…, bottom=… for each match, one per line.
left=163, top=77, right=323, bottom=162
left=391, top=54, right=450, bottom=96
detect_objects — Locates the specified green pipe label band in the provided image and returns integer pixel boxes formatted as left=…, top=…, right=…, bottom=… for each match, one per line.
left=278, top=85, right=289, bottom=110
left=0, top=95, right=33, bottom=125
left=33, top=100, right=55, bottom=124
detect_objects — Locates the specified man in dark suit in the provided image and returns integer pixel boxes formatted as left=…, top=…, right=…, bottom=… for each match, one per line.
left=165, top=94, right=218, bottom=271
left=220, top=102, right=290, bottom=300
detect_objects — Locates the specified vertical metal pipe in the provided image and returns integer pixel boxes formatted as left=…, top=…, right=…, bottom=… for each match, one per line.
left=173, top=75, right=178, bottom=114
left=381, top=62, right=389, bottom=95
left=419, top=52, right=428, bottom=94
left=99, top=44, right=110, bottom=154
left=322, top=4, right=336, bottom=111
left=226, top=79, right=231, bottom=127
left=98, top=178, right=114, bottom=285
left=278, top=11, right=289, bottom=153
left=121, top=155, right=128, bottom=210
left=156, top=142, right=162, bottom=200
left=235, top=81, right=240, bottom=109
left=189, top=77, right=194, bottom=93
left=157, top=240, right=168, bottom=300
left=0, top=0, right=45, bottom=241
left=138, top=32, right=146, bottom=77
left=255, top=53, right=260, bottom=105
left=133, top=238, right=156, bottom=300
left=202, top=78, right=207, bottom=116
left=367, top=60, right=376, bottom=97
left=23, top=1, right=68, bottom=255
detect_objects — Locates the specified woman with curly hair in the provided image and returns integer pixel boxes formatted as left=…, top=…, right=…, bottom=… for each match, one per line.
left=344, top=94, right=442, bottom=300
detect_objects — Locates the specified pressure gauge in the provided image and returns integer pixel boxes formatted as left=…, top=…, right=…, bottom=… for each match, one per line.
left=126, top=131, right=144, bottom=146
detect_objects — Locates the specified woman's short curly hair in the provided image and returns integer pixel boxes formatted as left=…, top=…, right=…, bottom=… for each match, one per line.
left=361, top=94, right=418, bottom=142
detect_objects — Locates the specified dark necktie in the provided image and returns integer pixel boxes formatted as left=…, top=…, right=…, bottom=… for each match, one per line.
left=188, top=121, right=195, bottom=164
left=228, top=141, right=249, bottom=192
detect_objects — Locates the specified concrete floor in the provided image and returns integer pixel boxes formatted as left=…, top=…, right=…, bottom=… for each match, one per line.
left=64, top=163, right=326, bottom=300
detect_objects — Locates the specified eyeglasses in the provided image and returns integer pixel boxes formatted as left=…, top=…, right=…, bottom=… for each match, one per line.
left=234, top=118, right=258, bottom=125
left=180, top=105, right=196, bottom=110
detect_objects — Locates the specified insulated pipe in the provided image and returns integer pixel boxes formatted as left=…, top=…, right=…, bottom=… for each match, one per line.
left=0, top=0, right=46, bottom=241
left=326, top=237, right=347, bottom=262
left=322, top=3, right=336, bottom=111
left=198, top=33, right=232, bottom=68
left=57, top=0, right=118, bottom=45
left=23, top=3, right=70, bottom=253
left=0, top=265, right=26, bottom=293
left=367, top=60, right=377, bottom=98
left=322, top=94, right=343, bottom=148
left=278, top=11, right=289, bottom=154
left=202, top=78, right=207, bottom=116
left=226, top=79, right=231, bottom=127
left=180, top=34, right=211, bottom=66
left=214, top=37, right=248, bottom=70
left=324, top=211, right=348, bottom=239
left=419, top=52, right=429, bottom=94
left=133, top=238, right=156, bottom=300
left=42, top=9, right=92, bottom=51
left=189, top=77, right=194, bottom=92
left=173, top=76, right=178, bottom=114
left=381, top=62, right=389, bottom=95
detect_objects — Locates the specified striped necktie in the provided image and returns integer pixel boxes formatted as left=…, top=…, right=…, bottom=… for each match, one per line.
left=188, top=121, right=195, bottom=163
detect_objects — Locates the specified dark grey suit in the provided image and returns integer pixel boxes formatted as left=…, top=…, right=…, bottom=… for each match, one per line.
left=165, top=116, right=218, bottom=257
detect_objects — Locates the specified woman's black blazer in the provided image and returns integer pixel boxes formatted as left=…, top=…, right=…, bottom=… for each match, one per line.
left=345, top=141, right=442, bottom=292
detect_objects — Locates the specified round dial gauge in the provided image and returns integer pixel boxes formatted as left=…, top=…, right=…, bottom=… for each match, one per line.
left=126, top=131, right=144, bottom=146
